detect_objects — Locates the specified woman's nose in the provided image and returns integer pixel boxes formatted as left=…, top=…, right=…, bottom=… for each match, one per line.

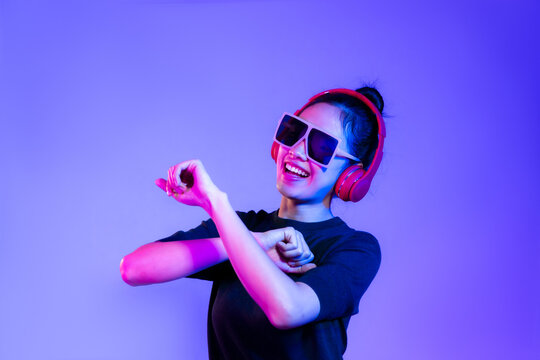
left=288, top=139, right=307, bottom=159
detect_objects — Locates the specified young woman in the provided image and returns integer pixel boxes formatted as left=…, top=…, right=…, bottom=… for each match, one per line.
left=120, top=87, right=385, bottom=359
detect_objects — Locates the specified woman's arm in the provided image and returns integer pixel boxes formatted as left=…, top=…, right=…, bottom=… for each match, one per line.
left=120, top=237, right=227, bottom=286
left=207, top=191, right=321, bottom=330
left=120, top=231, right=316, bottom=286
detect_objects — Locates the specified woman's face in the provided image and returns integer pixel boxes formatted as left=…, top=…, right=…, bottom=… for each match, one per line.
left=275, top=102, right=351, bottom=205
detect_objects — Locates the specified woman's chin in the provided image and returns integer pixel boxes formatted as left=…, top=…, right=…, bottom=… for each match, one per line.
left=276, top=181, right=303, bottom=199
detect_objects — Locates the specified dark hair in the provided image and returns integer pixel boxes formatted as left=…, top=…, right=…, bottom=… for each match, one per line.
left=299, top=86, right=384, bottom=170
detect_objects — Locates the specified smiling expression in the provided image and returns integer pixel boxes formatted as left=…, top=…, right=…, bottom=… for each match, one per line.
left=276, top=102, right=352, bottom=205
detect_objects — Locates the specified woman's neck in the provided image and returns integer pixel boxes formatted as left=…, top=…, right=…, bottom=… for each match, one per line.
left=278, top=197, right=334, bottom=222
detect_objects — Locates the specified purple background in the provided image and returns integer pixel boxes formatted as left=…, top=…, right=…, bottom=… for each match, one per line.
left=1, top=0, right=539, bottom=359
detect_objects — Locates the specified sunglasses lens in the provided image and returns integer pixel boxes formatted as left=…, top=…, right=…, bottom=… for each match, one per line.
left=275, top=115, right=308, bottom=146
left=308, top=128, right=338, bottom=165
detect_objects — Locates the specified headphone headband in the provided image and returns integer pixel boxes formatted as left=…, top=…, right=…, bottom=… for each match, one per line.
left=295, top=88, right=386, bottom=186
left=297, top=88, right=386, bottom=137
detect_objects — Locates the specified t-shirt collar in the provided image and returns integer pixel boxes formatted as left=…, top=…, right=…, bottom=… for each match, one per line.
left=271, top=209, right=345, bottom=231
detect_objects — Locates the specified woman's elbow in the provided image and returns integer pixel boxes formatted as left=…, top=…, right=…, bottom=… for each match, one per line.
left=270, top=311, right=317, bottom=330
left=268, top=311, right=294, bottom=330
left=120, top=256, right=142, bottom=286
left=267, top=302, right=301, bottom=330
left=268, top=293, right=320, bottom=330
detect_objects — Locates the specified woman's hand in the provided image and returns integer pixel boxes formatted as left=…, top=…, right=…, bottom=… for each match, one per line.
left=252, top=227, right=317, bottom=274
left=155, top=159, right=221, bottom=213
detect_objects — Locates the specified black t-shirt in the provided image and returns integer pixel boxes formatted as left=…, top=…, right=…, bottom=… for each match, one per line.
left=156, top=209, right=381, bottom=360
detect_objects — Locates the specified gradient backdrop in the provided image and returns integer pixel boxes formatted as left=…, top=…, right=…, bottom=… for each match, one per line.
left=1, top=0, right=538, bottom=359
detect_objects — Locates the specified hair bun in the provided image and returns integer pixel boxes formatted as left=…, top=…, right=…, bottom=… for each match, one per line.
left=355, top=86, right=384, bottom=114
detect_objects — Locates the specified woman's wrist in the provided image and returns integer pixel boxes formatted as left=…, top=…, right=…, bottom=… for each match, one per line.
left=204, top=187, right=228, bottom=217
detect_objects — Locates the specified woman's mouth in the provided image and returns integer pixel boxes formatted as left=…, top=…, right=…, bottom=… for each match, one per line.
left=283, top=162, right=310, bottom=178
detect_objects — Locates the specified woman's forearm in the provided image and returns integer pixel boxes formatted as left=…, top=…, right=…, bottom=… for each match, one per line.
left=120, top=230, right=270, bottom=286
left=207, top=191, right=308, bottom=329
left=120, top=237, right=228, bottom=286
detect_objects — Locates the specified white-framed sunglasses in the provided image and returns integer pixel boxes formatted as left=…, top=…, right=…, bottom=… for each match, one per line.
left=273, top=112, right=361, bottom=167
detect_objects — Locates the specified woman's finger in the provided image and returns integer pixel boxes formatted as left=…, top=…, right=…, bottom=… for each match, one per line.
left=171, top=186, right=185, bottom=201
left=278, top=230, right=307, bottom=258
left=294, top=230, right=305, bottom=256
left=288, top=252, right=314, bottom=266
left=168, top=166, right=178, bottom=188
left=291, top=230, right=312, bottom=261
left=157, top=176, right=187, bottom=198
left=279, top=247, right=303, bottom=258
left=169, top=161, right=196, bottom=188
left=284, top=263, right=317, bottom=274
left=155, top=178, right=168, bottom=192
left=277, top=241, right=296, bottom=251
left=289, top=251, right=313, bottom=262
left=292, top=245, right=313, bottom=260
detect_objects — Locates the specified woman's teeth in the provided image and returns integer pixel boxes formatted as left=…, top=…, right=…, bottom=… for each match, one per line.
left=285, top=163, right=309, bottom=177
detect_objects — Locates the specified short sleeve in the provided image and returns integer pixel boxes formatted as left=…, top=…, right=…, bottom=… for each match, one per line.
left=155, top=218, right=219, bottom=243
left=153, top=211, right=253, bottom=281
left=296, top=232, right=382, bottom=322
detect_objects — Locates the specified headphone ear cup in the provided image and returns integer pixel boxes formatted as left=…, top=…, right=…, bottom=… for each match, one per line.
left=271, top=141, right=280, bottom=163
left=335, top=165, right=367, bottom=202
left=348, top=171, right=372, bottom=202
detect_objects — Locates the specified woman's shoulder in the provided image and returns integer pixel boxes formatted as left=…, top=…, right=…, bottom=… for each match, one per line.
left=353, top=230, right=381, bottom=255
left=349, top=228, right=379, bottom=246
left=333, top=222, right=381, bottom=256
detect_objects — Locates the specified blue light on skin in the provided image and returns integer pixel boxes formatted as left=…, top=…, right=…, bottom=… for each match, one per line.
left=276, top=102, right=353, bottom=223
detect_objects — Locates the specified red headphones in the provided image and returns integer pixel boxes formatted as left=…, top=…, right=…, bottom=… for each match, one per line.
left=271, top=88, right=386, bottom=202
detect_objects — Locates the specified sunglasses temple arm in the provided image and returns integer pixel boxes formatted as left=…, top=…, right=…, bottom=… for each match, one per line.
left=336, top=148, right=361, bottom=162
